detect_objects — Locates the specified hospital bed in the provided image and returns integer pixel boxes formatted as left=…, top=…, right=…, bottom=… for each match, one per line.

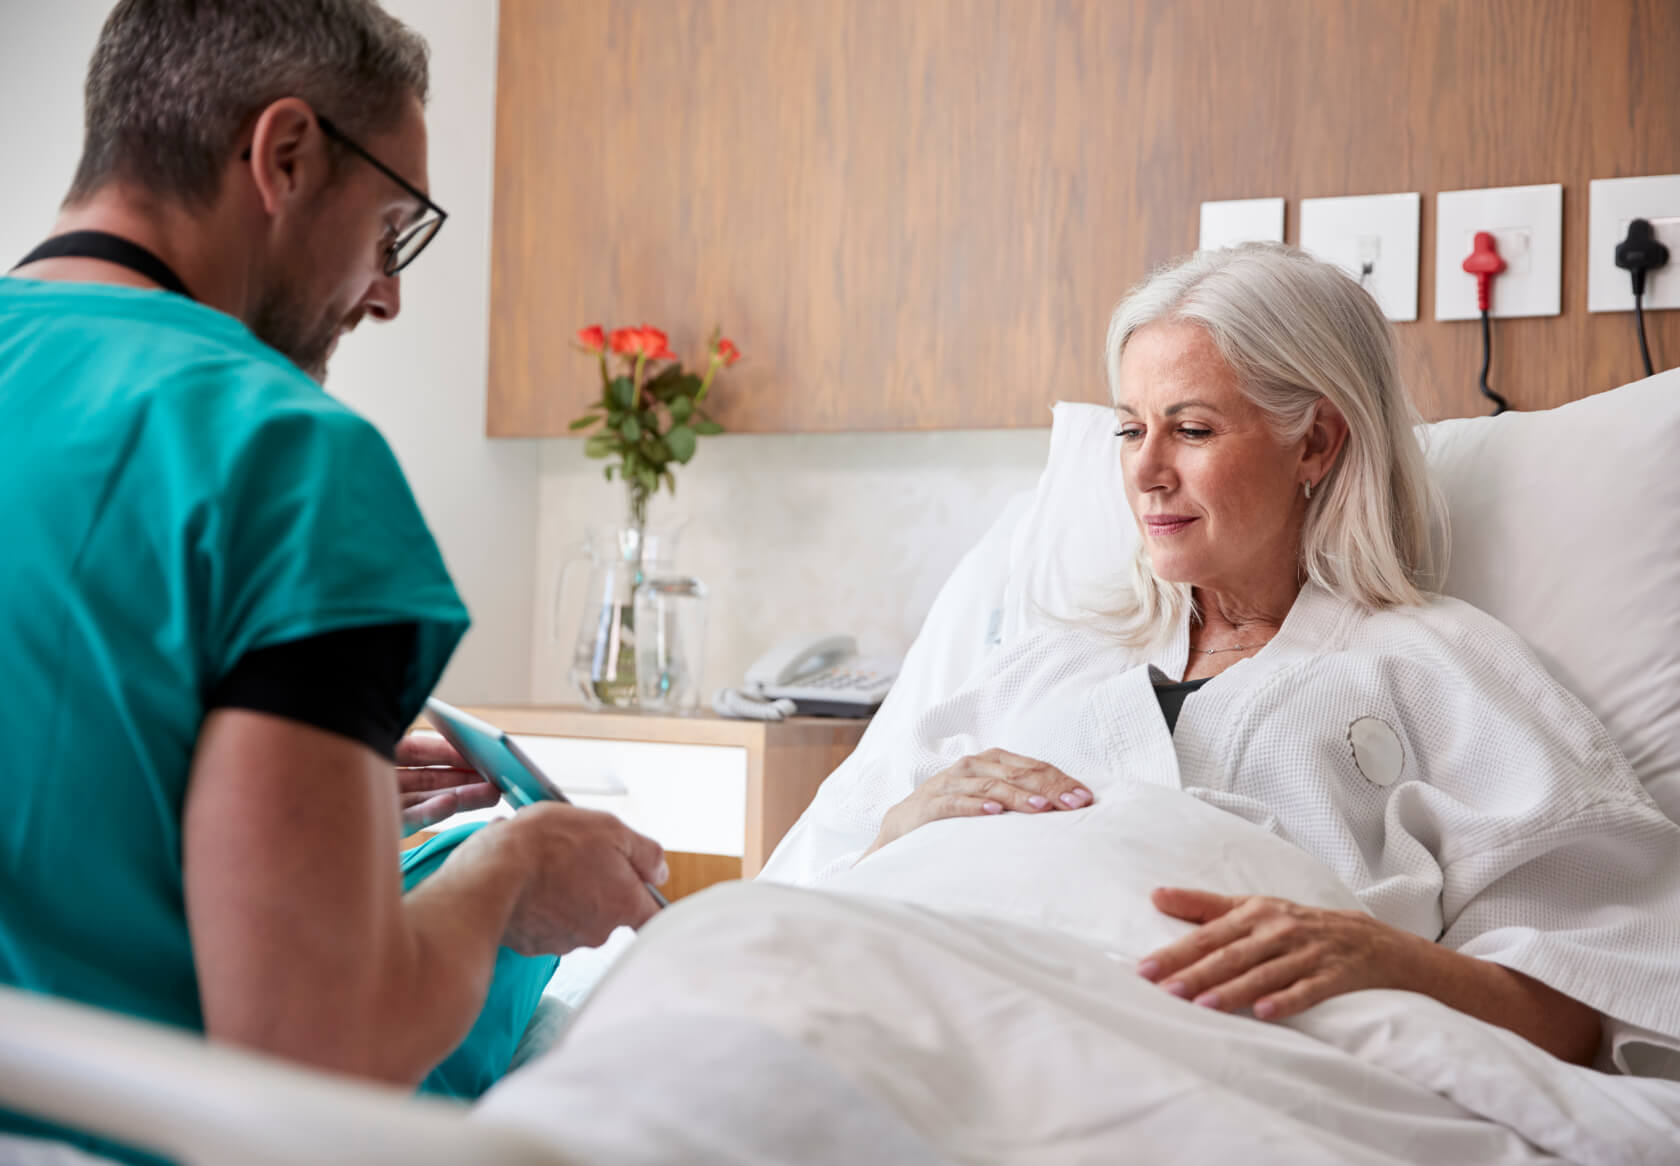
left=4, top=368, right=1679, bottom=1164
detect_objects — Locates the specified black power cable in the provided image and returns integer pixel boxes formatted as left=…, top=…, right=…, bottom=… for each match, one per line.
left=1477, top=309, right=1509, bottom=414
left=1615, top=218, right=1668, bottom=378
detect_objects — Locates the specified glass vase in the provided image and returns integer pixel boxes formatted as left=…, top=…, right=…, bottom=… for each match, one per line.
left=557, top=512, right=681, bottom=708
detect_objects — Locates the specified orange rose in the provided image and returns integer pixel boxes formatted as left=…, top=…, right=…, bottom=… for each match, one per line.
left=576, top=324, right=606, bottom=353
left=609, top=326, right=672, bottom=360
left=639, top=326, right=674, bottom=361
left=716, top=338, right=741, bottom=366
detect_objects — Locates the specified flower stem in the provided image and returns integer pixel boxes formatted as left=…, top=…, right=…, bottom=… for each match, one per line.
left=695, top=354, right=721, bottom=404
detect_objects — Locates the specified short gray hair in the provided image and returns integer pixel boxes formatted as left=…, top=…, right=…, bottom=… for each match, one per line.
left=67, top=0, right=429, bottom=208
left=1102, top=243, right=1441, bottom=647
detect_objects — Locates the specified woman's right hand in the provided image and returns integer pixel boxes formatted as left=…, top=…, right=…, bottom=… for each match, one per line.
left=863, top=749, right=1094, bottom=858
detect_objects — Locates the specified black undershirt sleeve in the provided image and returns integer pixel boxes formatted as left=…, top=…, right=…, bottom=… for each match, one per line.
left=205, top=622, right=419, bottom=761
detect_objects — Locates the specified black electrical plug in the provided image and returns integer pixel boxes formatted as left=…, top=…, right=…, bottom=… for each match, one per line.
left=1615, top=218, right=1669, bottom=377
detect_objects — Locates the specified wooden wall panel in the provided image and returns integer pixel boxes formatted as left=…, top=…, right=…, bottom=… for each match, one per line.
left=489, top=0, right=1680, bottom=434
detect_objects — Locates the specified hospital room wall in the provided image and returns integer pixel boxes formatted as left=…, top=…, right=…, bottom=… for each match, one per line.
left=0, top=0, right=540, bottom=704
left=529, top=429, right=1050, bottom=704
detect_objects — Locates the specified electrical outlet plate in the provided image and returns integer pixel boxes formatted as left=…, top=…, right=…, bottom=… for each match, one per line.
left=1299, top=192, right=1420, bottom=322
left=1587, top=175, right=1680, bottom=312
left=1434, top=184, right=1563, bottom=321
left=1199, top=198, right=1284, bottom=250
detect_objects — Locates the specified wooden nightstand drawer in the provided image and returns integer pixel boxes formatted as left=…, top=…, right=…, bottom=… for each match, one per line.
left=509, top=736, right=748, bottom=857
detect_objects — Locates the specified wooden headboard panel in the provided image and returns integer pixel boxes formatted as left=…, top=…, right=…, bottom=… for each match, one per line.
left=489, top=0, right=1680, bottom=435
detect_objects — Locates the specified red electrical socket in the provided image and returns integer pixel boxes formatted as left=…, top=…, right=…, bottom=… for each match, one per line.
left=1462, top=231, right=1506, bottom=313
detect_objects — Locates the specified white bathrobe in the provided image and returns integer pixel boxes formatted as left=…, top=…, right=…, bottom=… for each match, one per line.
left=761, top=581, right=1680, bottom=1073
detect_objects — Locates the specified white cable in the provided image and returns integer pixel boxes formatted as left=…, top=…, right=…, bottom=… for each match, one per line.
left=712, top=685, right=798, bottom=721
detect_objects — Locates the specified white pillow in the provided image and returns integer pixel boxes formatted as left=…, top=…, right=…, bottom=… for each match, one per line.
left=999, top=373, right=1680, bottom=820
left=1001, top=402, right=1140, bottom=641
left=897, top=490, right=1036, bottom=710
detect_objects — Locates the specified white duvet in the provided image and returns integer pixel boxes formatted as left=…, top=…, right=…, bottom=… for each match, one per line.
left=483, top=786, right=1680, bottom=1166
left=482, top=784, right=1680, bottom=1165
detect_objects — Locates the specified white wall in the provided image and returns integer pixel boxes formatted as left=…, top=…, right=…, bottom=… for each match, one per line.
left=330, top=0, right=539, bottom=704
left=532, top=429, right=1050, bottom=703
left=0, top=0, right=539, bottom=704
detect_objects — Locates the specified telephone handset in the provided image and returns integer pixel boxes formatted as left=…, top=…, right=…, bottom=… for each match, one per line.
left=744, top=633, right=899, bottom=717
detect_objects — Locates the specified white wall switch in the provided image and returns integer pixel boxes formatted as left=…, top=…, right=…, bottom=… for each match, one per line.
left=1587, top=175, right=1680, bottom=312
left=1434, top=183, right=1563, bottom=321
left=1199, top=197, right=1285, bottom=250
left=1299, top=192, right=1420, bottom=322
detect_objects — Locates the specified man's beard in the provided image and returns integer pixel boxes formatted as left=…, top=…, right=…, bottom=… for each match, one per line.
left=250, top=285, right=340, bottom=384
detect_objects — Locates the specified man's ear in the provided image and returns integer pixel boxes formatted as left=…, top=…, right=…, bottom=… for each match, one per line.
left=1301, top=399, right=1350, bottom=483
left=245, top=98, right=330, bottom=217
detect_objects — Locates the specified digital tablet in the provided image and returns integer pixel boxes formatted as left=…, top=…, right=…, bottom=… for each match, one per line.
left=422, top=697, right=569, bottom=809
left=420, top=697, right=668, bottom=908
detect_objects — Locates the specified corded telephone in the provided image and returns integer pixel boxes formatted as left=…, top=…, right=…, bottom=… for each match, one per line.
left=743, top=633, right=899, bottom=717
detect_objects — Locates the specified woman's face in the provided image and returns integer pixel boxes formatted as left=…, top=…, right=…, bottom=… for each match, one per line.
left=1114, top=321, right=1315, bottom=602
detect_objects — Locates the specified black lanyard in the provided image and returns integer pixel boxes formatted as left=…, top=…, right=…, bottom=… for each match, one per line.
left=12, top=230, right=194, bottom=301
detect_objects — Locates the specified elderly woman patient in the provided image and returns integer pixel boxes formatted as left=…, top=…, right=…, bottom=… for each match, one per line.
left=762, top=244, right=1680, bottom=1071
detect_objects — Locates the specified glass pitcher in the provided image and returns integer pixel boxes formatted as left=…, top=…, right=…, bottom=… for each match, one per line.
left=557, top=523, right=682, bottom=707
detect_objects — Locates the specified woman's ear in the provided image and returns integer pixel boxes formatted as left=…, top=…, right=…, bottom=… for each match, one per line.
left=1301, top=400, right=1350, bottom=486
left=244, top=98, right=330, bottom=218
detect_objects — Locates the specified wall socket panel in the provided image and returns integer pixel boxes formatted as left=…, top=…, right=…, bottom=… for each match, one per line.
left=1199, top=197, right=1285, bottom=250
left=1588, top=175, right=1680, bottom=313
left=1434, top=183, right=1563, bottom=321
left=1299, top=192, right=1420, bottom=322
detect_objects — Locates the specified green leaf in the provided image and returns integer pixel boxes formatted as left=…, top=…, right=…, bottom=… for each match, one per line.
left=623, top=448, right=642, bottom=475
left=609, top=376, right=635, bottom=410
left=666, top=425, right=698, bottom=463
left=583, top=434, right=617, bottom=458
left=661, top=470, right=677, bottom=496
left=669, top=395, right=693, bottom=423
left=568, top=413, right=601, bottom=432
left=603, top=465, right=615, bottom=482
left=645, top=437, right=671, bottom=465
left=692, top=419, right=725, bottom=436
left=620, top=415, right=642, bottom=442
left=637, top=466, right=657, bottom=494
left=643, top=365, right=684, bottom=401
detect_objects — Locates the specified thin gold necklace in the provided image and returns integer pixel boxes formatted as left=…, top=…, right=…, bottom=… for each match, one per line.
left=1191, top=642, right=1261, bottom=655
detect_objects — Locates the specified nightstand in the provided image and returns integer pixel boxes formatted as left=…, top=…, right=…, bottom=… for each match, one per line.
left=413, top=706, right=869, bottom=900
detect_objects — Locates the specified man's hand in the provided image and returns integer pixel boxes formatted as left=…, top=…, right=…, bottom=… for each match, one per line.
left=396, top=733, right=499, bottom=832
left=459, top=803, right=669, bottom=955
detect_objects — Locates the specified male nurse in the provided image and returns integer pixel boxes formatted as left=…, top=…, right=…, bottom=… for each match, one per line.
left=0, top=0, right=664, bottom=1154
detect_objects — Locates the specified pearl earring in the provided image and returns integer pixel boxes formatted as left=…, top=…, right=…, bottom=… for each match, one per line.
left=1303, top=479, right=1314, bottom=500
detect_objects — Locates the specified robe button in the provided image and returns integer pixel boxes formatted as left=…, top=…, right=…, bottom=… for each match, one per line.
left=1348, top=717, right=1404, bottom=786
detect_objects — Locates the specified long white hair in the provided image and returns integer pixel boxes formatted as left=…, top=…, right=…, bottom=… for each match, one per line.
left=1101, top=243, right=1441, bottom=650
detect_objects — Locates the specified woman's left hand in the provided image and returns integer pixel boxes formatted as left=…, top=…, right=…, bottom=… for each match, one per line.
left=1138, top=887, right=1427, bottom=1021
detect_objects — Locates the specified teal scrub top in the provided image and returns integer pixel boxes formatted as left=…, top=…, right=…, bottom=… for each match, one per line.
left=0, top=278, right=471, bottom=1155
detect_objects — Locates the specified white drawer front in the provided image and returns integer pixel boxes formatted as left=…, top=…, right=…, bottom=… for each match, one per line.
left=510, top=735, right=749, bottom=857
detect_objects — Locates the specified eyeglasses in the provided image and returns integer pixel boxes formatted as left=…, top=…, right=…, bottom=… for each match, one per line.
left=314, top=115, right=447, bottom=276
left=238, top=114, right=446, bottom=276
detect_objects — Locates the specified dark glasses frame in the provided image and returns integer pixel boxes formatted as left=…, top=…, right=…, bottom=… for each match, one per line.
left=315, top=115, right=447, bottom=276
left=242, top=113, right=448, bottom=277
